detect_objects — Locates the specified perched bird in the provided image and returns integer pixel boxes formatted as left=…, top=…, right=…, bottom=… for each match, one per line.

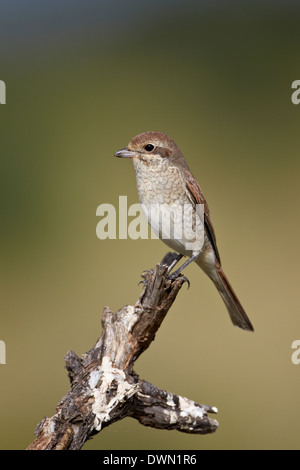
left=115, top=131, right=253, bottom=332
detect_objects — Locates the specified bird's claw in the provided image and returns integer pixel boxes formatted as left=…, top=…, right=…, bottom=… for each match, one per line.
left=138, top=268, right=190, bottom=289
left=138, top=269, right=154, bottom=287
left=166, top=273, right=190, bottom=289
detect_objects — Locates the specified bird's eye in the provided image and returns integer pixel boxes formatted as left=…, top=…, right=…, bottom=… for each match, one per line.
left=144, top=144, right=155, bottom=152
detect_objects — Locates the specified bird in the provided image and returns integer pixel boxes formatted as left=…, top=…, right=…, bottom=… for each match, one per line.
left=114, top=131, right=254, bottom=332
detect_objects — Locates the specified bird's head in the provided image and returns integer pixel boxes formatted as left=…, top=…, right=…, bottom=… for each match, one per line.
left=114, top=131, right=188, bottom=169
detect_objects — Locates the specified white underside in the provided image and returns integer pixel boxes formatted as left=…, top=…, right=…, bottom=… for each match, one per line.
left=141, top=201, right=218, bottom=282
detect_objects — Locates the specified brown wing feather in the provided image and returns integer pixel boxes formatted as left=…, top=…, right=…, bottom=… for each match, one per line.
left=182, top=169, right=221, bottom=264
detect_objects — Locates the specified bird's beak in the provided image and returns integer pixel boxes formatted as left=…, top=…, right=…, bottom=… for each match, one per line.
left=114, top=147, right=138, bottom=158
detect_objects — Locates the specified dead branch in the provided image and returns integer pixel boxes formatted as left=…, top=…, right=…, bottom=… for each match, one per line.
left=27, top=253, right=218, bottom=450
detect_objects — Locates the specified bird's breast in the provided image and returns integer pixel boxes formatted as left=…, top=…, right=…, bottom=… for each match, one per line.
left=133, top=159, right=185, bottom=205
left=132, top=158, right=205, bottom=255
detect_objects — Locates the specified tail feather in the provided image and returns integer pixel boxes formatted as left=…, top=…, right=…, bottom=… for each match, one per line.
left=214, top=267, right=254, bottom=332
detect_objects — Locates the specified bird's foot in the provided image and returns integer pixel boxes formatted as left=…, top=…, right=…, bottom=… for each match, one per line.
left=166, top=272, right=190, bottom=289
left=138, top=269, right=154, bottom=287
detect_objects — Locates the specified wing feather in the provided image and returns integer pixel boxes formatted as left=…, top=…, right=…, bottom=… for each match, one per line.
left=182, top=169, right=221, bottom=264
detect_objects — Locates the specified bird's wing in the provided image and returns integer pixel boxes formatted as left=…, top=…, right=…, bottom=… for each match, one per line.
left=181, top=169, right=221, bottom=264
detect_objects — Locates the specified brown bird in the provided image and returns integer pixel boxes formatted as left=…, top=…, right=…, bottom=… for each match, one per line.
left=115, top=131, right=254, bottom=332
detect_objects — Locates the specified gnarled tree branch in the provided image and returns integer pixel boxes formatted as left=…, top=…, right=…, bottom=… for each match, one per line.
left=27, top=253, right=218, bottom=450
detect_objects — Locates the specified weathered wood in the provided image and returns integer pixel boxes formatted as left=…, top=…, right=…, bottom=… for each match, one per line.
left=27, top=254, right=218, bottom=450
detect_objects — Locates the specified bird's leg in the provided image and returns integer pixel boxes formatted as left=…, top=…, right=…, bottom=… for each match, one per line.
left=139, top=253, right=191, bottom=288
left=139, top=253, right=182, bottom=287
left=165, top=254, right=183, bottom=274
left=168, top=253, right=201, bottom=280
left=161, top=253, right=191, bottom=287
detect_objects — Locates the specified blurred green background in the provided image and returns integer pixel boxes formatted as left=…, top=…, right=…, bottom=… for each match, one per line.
left=1, top=0, right=300, bottom=450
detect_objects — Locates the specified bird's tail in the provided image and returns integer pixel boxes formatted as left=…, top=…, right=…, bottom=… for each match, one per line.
left=213, top=267, right=254, bottom=332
